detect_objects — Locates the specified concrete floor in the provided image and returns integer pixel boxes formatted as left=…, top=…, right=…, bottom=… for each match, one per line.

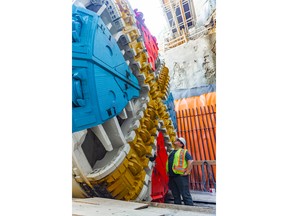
left=73, top=191, right=216, bottom=216
left=191, top=190, right=216, bottom=203
left=149, top=190, right=216, bottom=216
left=138, top=206, right=215, bottom=216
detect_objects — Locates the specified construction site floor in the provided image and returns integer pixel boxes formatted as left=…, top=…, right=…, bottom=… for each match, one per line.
left=73, top=191, right=216, bottom=216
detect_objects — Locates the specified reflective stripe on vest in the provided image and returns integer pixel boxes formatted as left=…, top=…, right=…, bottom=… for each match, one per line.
left=166, top=149, right=188, bottom=175
left=174, top=149, right=185, bottom=172
left=173, top=149, right=187, bottom=174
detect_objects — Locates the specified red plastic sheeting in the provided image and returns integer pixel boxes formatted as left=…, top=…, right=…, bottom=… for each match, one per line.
left=151, top=132, right=169, bottom=202
left=175, top=92, right=216, bottom=191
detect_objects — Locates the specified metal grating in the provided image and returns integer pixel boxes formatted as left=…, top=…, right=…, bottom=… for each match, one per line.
left=176, top=104, right=216, bottom=191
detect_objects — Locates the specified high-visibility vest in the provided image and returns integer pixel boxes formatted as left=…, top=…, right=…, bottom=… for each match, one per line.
left=166, top=149, right=188, bottom=175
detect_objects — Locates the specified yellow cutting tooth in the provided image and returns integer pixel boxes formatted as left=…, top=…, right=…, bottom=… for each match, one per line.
left=158, top=105, right=166, bottom=114
left=127, top=153, right=143, bottom=175
left=139, top=66, right=150, bottom=77
left=152, top=91, right=162, bottom=100
left=111, top=182, right=127, bottom=198
left=135, top=53, right=148, bottom=68
left=149, top=80, right=158, bottom=89
left=142, top=62, right=152, bottom=72
left=128, top=159, right=142, bottom=175
left=145, top=73, right=155, bottom=83
left=107, top=177, right=124, bottom=192
left=147, top=136, right=155, bottom=145
left=115, top=187, right=129, bottom=200
left=142, top=117, right=154, bottom=130
left=147, top=110, right=156, bottom=120
left=150, top=84, right=158, bottom=94
left=138, top=128, right=151, bottom=143
left=140, top=157, right=150, bottom=168
left=149, top=127, right=157, bottom=136
left=134, top=143, right=147, bottom=157
left=163, top=112, right=170, bottom=119
left=145, top=145, right=153, bottom=156
left=163, top=119, right=171, bottom=125
left=123, top=26, right=139, bottom=41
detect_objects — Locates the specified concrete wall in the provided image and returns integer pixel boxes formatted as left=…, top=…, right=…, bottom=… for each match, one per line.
left=161, top=32, right=216, bottom=91
left=194, top=0, right=216, bottom=26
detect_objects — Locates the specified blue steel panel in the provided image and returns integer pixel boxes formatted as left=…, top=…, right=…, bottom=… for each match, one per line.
left=72, top=5, right=140, bottom=132
left=171, top=84, right=216, bottom=100
left=164, top=93, right=178, bottom=131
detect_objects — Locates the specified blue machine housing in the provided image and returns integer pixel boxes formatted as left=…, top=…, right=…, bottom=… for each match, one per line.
left=72, top=5, right=140, bottom=132
left=164, top=93, right=178, bottom=131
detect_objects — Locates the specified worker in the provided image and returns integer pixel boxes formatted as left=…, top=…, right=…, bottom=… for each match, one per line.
left=166, top=137, right=194, bottom=206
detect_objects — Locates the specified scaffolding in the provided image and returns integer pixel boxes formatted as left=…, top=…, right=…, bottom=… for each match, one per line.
left=159, top=0, right=197, bottom=50
left=159, top=0, right=216, bottom=51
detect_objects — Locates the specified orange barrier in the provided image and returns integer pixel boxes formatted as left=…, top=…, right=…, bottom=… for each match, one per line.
left=175, top=92, right=216, bottom=191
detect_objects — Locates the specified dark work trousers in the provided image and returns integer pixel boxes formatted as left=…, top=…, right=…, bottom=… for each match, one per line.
left=168, top=175, right=194, bottom=205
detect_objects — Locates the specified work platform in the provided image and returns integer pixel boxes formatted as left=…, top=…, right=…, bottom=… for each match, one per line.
left=73, top=191, right=216, bottom=216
